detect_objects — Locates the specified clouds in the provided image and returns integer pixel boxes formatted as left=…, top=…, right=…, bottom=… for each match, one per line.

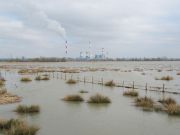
left=0, top=0, right=180, bottom=58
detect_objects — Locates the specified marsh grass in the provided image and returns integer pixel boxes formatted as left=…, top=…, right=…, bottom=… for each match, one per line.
left=79, top=90, right=88, bottom=93
left=0, top=118, right=39, bottom=135
left=123, top=90, right=139, bottom=97
left=15, top=105, right=40, bottom=114
left=135, top=96, right=154, bottom=108
left=155, top=76, right=173, bottom=81
left=159, top=97, right=176, bottom=105
left=0, top=80, right=5, bottom=86
left=105, top=80, right=115, bottom=87
left=35, top=76, right=49, bottom=81
left=20, top=77, right=32, bottom=82
left=87, top=94, right=111, bottom=103
left=62, top=94, right=84, bottom=102
left=165, top=104, right=180, bottom=116
left=66, top=79, right=77, bottom=84
left=177, top=72, right=180, bottom=75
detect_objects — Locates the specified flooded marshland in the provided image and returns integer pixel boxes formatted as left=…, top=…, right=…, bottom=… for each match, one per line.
left=0, top=61, right=180, bottom=135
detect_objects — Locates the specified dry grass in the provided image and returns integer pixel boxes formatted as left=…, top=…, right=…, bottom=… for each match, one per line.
left=79, top=90, right=88, bottom=93
left=35, top=76, right=49, bottom=81
left=15, top=105, right=40, bottom=114
left=156, top=76, right=173, bottom=81
left=0, top=118, right=39, bottom=135
left=105, top=80, right=115, bottom=87
left=0, top=92, right=21, bottom=105
left=62, top=94, right=84, bottom=102
left=0, top=80, right=5, bottom=86
left=123, top=90, right=139, bottom=97
left=66, top=79, right=77, bottom=84
left=165, top=104, right=180, bottom=115
left=159, top=97, right=176, bottom=105
left=87, top=94, right=111, bottom=103
left=20, top=77, right=32, bottom=82
left=135, top=96, right=154, bottom=108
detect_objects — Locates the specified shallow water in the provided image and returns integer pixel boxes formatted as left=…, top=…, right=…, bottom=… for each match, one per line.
left=0, top=61, right=180, bottom=135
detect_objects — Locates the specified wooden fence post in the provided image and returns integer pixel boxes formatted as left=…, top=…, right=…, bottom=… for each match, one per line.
left=162, top=84, right=165, bottom=92
left=145, top=83, right=147, bottom=90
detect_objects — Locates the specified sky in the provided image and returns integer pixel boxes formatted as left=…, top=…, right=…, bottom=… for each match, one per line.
left=0, top=0, right=180, bottom=58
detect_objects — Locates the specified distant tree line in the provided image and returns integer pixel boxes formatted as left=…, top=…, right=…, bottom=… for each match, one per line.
left=0, top=57, right=180, bottom=62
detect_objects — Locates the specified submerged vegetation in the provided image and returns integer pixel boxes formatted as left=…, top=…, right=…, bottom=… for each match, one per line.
left=62, top=94, right=84, bottom=102
left=15, top=105, right=40, bottom=114
left=105, top=80, right=115, bottom=87
left=123, top=90, right=139, bottom=97
left=66, top=79, right=77, bottom=84
left=0, top=118, right=39, bottom=135
left=20, top=77, right=32, bottom=82
left=165, top=104, right=180, bottom=115
left=88, top=94, right=111, bottom=103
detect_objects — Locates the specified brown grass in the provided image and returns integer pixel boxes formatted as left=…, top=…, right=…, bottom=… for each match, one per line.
left=0, top=118, right=39, bottom=135
left=66, top=79, right=77, bottom=84
left=20, top=77, right=32, bottom=82
left=105, top=80, right=115, bottom=87
left=87, top=94, right=111, bottom=103
left=123, top=90, right=139, bottom=97
left=135, top=96, right=154, bottom=108
left=165, top=104, right=180, bottom=115
left=0, top=92, right=21, bottom=105
left=15, top=105, right=40, bottom=114
left=177, top=72, right=180, bottom=75
left=156, top=76, right=173, bottom=81
left=159, top=97, right=176, bottom=105
left=79, top=90, right=88, bottom=93
left=62, top=94, right=84, bottom=102
left=35, top=76, right=49, bottom=81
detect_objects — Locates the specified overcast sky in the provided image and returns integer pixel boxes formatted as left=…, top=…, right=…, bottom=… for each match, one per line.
left=0, top=0, right=180, bottom=58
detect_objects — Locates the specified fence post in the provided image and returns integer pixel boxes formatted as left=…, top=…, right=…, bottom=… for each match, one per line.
left=162, top=84, right=165, bottom=92
left=122, top=81, right=124, bottom=87
left=133, top=81, right=134, bottom=89
left=145, top=83, right=147, bottom=90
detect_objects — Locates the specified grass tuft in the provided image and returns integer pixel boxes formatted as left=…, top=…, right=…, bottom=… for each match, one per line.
left=0, top=118, right=39, bottom=135
left=35, top=76, right=49, bottom=81
left=135, top=96, right=154, bottom=108
left=62, top=94, right=84, bottom=102
left=87, top=94, right=111, bottom=103
left=20, top=77, right=32, bottom=82
left=123, top=90, right=139, bottom=97
left=159, top=97, right=176, bottom=105
left=15, top=105, right=40, bottom=114
left=165, top=104, right=180, bottom=115
left=66, top=79, right=77, bottom=84
left=105, top=80, right=115, bottom=87
left=79, top=90, right=88, bottom=93
left=156, top=76, right=173, bottom=81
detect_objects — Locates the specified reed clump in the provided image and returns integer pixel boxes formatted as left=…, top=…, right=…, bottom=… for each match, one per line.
left=165, top=104, right=180, bottom=116
left=159, top=97, right=176, bottom=105
left=0, top=88, right=7, bottom=95
left=177, top=72, right=180, bottom=75
left=0, top=91, right=21, bottom=105
left=20, top=77, right=32, bottom=82
left=135, top=96, right=154, bottom=108
left=66, top=79, right=77, bottom=84
left=0, top=118, right=39, bottom=135
left=35, top=76, right=49, bottom=81
left=105, top=80, right=115, bottom=87
left=62, top=94, right=84, bottom=102
left=79, top=90, right=88, bottom=93
left=0, top=80, right=5, bottom=86
left=87, top=94, right=111, bottom=103
left=15, top=105, right=40, bottom=114
left=123, top=90, right=139, bottom=97
left=156, top=76, right=173, bottom=81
